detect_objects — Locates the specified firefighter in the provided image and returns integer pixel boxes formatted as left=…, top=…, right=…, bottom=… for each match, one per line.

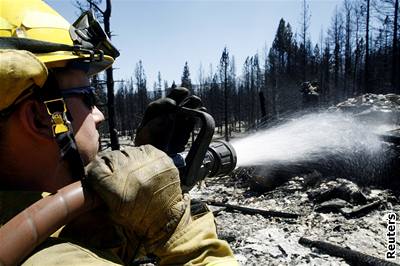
left=300, top=81, right=320, bottom=109
left=0, top=0, right=238, bottom=265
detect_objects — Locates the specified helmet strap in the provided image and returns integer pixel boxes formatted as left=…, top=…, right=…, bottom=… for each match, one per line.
left=35, top=72, right=85, bottom=180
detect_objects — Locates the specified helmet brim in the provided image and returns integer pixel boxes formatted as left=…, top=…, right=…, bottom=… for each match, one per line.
left=36, top=52, right=114, bottom=76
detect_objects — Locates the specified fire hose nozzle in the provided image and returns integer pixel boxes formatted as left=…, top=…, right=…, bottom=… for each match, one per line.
left=174, top=107, right=237, bottom=192
left=178, top=140, right=237, bottom=192
left=204, top=140, right=237, bottom=178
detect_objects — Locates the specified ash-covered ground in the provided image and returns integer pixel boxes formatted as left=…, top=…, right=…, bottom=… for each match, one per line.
left=188, top=93, right=400, bottom=265
left=190, top=172, right=400, bottom=265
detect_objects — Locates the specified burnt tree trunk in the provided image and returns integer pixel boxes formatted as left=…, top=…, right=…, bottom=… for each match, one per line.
left=392, top=0, right=399, bottom=93
left=365, top=0, right=371, bottom=93
left=259, top=91, right=266, bottom=118
left=103, top=0, right=119, bottom=150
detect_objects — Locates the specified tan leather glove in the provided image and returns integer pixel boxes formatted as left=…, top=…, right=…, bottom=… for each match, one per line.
left=85, top=145, right=186, bottom=253
left=134, top=86, right=205, bottom=155
left=155, top=200, right=239, bottom=266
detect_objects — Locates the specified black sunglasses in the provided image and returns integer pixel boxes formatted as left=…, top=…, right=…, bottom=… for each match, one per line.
left=61, top=86, right=98, bottom=109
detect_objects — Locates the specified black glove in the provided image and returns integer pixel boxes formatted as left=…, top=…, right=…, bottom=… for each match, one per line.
left=134, top=87, right=205, bottom=154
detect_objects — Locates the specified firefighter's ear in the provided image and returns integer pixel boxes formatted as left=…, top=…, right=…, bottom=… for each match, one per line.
left=17, top=99, right=53, bottom=140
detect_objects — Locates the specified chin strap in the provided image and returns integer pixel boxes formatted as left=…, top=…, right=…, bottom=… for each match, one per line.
left=36, top=72, right=85, bottom=180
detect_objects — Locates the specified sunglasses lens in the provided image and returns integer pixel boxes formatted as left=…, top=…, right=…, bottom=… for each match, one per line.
left=83, top=92, right=97, bottom=108
left=61, top=86, right=99, bottom=109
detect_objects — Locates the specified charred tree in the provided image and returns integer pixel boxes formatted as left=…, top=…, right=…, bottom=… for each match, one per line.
left=135, top=60, right=148, bottom=118
left=300, top=0, right=311, bottom=81
left=365, top=0, right=371, bottom=93
left=259, top=91, right=267, bottom=118
left=344, top=0, right=353, bottom=98
left=103, top=0, right=120, bottom=150
left=353, top=2, right=364, bottom=96
left=220, top=47, right=230, bottom=141
left=329, top=7, right=344, bottom=101
left=392, top=0, right=399, bottom=93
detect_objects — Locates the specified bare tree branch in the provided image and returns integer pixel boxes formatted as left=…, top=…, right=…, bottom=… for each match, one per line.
left=87, top=0, right=105, bottom=15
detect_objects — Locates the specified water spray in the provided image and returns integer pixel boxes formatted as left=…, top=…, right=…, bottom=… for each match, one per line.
left=178, top=109, right=395, bottom=190
left=230, top=111, right=395, bottom=184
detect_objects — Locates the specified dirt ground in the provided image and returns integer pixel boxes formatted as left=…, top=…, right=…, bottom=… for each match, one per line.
left=189, top=172, right=400, bottom=265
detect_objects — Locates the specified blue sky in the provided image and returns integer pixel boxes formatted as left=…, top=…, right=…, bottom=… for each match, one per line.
left=47, top=0, right=343, bottom=88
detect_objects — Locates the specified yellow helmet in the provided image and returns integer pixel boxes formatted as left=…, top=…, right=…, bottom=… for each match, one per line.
left=0, top=0, right=119, bottom=75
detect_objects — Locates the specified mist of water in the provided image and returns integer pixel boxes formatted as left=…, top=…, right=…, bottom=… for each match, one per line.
left=231, top=112, right=392, bottom=181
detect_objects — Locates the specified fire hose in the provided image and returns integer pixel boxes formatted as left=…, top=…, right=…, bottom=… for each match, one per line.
left=0, top=181, right=100, bottom=266
left=0, top=108, right=237, bottom=266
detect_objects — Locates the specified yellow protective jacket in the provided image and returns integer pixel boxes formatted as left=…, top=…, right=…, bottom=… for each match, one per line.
left=0, top=191, right=238, bottom=266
